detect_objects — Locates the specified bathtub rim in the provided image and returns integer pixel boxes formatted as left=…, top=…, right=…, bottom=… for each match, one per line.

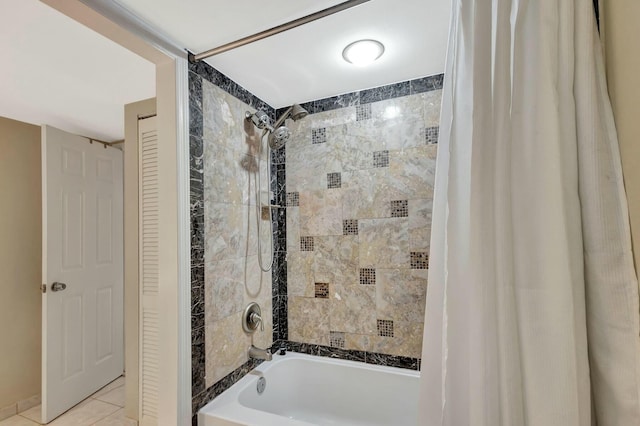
left=198, top=351, right=420, bottom=425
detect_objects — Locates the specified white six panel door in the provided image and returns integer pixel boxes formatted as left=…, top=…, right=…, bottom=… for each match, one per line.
left=42, top=125, right=124, bottom=423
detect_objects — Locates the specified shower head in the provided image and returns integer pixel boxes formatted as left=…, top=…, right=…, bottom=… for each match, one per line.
left=268, top=126, right=291, bottom=150
left=290, top=104, right=309, bottom=121
left=246, top=104, right=308, bottom=150
left=272, top=103, right=309, bottom=130
left=245, top=110, right=274, bottom=131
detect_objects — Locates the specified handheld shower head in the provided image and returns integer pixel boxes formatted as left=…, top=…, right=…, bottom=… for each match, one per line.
left=245, top=103, right=308, bottom=150
left=268, top=126, right=291, bottom=150
left=245, top=110, right=273, bottom=131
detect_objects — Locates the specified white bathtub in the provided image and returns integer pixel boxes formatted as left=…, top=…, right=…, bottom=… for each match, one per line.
left=198, top=352, right=420, bottom=426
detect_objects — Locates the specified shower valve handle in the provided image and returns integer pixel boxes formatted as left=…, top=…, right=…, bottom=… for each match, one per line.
left=250, top=312, right=264, bottom=332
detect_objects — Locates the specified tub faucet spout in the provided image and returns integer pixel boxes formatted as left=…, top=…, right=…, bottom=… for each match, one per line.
left=249, top=345, right=273, bottom=361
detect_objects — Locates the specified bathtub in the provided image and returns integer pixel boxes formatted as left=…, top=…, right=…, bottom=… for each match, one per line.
left=198, top=352, right=420, bottom=426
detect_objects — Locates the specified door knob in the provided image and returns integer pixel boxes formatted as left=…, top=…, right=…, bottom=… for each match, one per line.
left=51, top=282, right=67, bottom=292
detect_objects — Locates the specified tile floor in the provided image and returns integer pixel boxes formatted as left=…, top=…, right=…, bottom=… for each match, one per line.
left=0, top=377, right=134, bottom=426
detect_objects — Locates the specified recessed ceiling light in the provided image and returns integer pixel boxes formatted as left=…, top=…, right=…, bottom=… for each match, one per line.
left=342, top=39, right=385, bottom=66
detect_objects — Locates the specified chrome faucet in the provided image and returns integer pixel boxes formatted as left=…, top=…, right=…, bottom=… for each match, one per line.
left=249, top=345, right=273, bottom=361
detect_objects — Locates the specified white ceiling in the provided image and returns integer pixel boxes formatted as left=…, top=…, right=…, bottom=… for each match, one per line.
left=0, top=1, right=448, bottom=139
left=117, top=0, right=450, bottom=108
left=0, top=0, right=155, bottom=141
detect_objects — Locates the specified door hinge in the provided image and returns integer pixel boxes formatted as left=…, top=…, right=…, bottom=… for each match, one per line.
left=41, top=284, right=46, bottom=293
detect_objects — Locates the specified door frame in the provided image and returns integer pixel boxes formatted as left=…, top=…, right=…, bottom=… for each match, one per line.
left=41, top=1, right=192, bottom=424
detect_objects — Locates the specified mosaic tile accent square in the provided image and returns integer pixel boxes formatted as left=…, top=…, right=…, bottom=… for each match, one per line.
left=391, top=200, right=409, bottom=218
left=423, top=126, right=439, bottom=144
left=356, top=104, right=372, bottom=121
left=343, top=219, right=359, bottom=235
left=327, top=172, right=342, bottom=189
left=373, top=150, right=390, bottom=168
left=287, top=192, right=300, bottom=207
left=315, top=282, right=329, bottom=299
left=359, top=268, right=376, bottom=285
left=329, top=331, right=346, bottom=348
left=377, top=319, right=394, bottom=337
left=410, top=252, right=429, bottom=269
left=312, top=128, right=327, bottom=144
left=300, top=236, right=315, bottom=251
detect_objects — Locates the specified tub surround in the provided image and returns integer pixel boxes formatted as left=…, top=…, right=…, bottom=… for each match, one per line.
left=282, top=83, right=442, bottom=360
left=189, top=62, right=277, bottom=419
left=189, top=59, right=442, bottom=420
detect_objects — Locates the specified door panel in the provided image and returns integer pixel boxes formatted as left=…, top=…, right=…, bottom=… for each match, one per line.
left=42, top=125, right=123, bottom=423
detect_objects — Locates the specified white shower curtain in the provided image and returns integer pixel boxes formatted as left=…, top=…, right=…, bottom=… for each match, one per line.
left=418, top=0, right=640, bottom=425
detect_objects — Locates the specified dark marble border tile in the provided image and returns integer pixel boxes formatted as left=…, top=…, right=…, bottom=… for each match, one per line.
left=365, top=352, right=421, bottom=371
left=189, top=72, right=203, bottom=139
left=360, top=81, right=411, bottom=105
left=285, top=341, right=420, bottom=371
left=409, top=74, right=444, bottom=95
left=191, top=357, right=263, bottom=422
left=189, top=61, right=274, bottom=118
left=295, top=73, right=444, bottom=115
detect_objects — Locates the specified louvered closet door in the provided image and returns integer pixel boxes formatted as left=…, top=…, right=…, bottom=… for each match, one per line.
left=138, top=116, right=159, bottom=425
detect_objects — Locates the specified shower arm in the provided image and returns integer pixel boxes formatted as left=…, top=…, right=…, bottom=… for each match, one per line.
left=272, top=106, right=293, bottom=130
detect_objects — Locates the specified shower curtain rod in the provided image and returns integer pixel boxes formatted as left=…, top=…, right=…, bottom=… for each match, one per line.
left=188, top=0, right=371, bottom=63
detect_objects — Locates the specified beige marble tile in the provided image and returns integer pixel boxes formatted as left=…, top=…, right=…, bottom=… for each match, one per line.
left=329, top=283, right=377, bottom=334
left=203, top=140, right=251, bottom=206
left=92, top=409, right=136, bottom=426
left=288, top=297, right=330, bottom=346
left=204, top=203, right=249, bottom=261
left=94, top=386, right=124, bottom=408
left=368, top=321, right=424, bottom=358
left=17, top=407, right=39, bottom=424
left=286, top=143, right=342, bottom=193
left=388, top=145, right=437, bottom=200
left=48, top=400, right=119, bottom=426
left=359, top=218, right=409, bottom=268
left=423, top=90, right=443, bottom=127
left=376, top=269, right=428, bottom=323
left=341, top=169, right=391, bottom=219
left=299, top=189, right=343, bottom=236
left=301, top=106, right=356, bottom=132
left=206, top=257, right=247, bottom=322
left=243, top=255, right=273, bottom=304
left=0, top=416, right=38, bottom=426
left=206, top=311, right=251, bottom=388
left=286, top=252, right=315, bottom=297
left=285, top=207, right=300, bottom=252
left=344, top=333, right=373, bottom=352
left=408, top=198, right=433, bottom=251
left=202, top=82, right=249, bottom=158
left=313, top=236, right=359, bottom=286
left=344, top=117, right=426, bottom=152
left=370, top=95, right=426, bottom=127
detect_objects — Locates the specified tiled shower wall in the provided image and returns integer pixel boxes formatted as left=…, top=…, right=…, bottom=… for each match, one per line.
left=201, top=80, right=274, bottom=387
left=285, top=87, right=442, bottom=359
left=189, top=62, right=280, bottom=418
left=190, top=60, right=443, bottom=418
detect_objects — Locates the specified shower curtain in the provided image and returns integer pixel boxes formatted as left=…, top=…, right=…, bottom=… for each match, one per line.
left=418, top=0, right=640, bottom=425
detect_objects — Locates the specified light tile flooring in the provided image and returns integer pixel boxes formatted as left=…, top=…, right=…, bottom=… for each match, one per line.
left=0, top=377, right=134, bottom=426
